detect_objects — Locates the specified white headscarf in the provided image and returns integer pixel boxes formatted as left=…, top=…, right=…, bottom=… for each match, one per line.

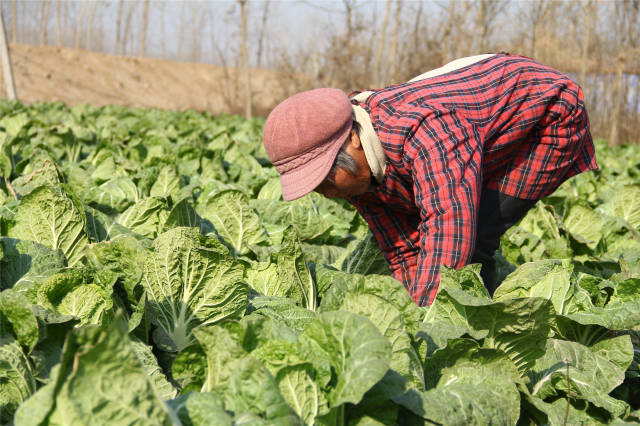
left=350, top=92, right=387, bottom=184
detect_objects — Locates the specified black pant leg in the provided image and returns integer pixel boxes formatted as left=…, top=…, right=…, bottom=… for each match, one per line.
left=471, top=189, right=537, bottom=295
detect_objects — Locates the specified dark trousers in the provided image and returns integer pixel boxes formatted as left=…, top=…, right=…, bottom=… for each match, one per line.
left=470, top=189, right=537, bottom=295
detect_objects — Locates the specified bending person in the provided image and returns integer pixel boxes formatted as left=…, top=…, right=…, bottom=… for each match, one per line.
left=262, top=53, right=597, bottom=306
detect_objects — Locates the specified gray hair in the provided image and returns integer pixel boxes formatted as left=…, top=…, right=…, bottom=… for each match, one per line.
left=329, top=149, right=358, bottom=180
left=327, top=120, right=361, bottom=181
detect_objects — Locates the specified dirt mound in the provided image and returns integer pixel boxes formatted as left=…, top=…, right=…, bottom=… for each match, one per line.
left=0, top=44, right=295, bottom=116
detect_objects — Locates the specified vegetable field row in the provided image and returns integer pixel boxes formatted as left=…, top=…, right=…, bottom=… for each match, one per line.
left=0, top=100, right=639, bottom=425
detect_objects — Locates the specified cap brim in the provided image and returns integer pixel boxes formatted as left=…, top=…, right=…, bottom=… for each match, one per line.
left=280, top=125, right=350, bottom=201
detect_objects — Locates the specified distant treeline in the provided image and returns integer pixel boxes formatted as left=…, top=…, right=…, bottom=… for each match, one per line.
left=3, top=0, right=639, bottom=144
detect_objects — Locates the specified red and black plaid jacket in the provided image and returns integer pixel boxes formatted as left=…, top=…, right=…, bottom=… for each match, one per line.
left=347, top=53, right=597, bottom=306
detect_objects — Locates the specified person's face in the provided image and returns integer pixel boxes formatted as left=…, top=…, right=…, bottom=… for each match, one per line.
left=314, top=130, right=371, bottom=199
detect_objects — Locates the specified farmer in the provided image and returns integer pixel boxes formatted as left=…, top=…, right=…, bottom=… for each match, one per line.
left=262, top=53, right=597, bottom=306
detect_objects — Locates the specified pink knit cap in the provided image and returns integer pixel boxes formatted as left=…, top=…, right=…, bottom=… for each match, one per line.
left=262, top=88, right=352, bottom=201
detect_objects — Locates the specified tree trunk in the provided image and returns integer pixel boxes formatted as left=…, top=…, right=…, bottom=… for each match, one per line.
left=388, top=0, right=403, bottom=83
left=0, top=7, right=16, bottom=100
left=98, top=1, right=104, bottom=51
left=608, top=0, right=638, bottom=145
left=122, top=2, right=134, bottom=56
left=63, top=0, right=70, bottom=47
left=10, top=0, right=16, bottom=44
left=256, top=0, right=270, bottom=68
left=339, top=0, right=360, bottom=89
left=529, top=0, right=549, bottom=59
left=238, top=0, right=252, bottom=118
left=608, top=57, right=624, bottom=146
left=40, top=0, right=50, bottom=46
left=178, top=1, right=186, bottom=61
left=621, top=73, right=630, bottom=143
left=116, top=0, right=123, bottom=54
left=476, top=0, right=487, bottom=52
left=86, top=0, right=95, bottom=50
left=191, top=3, right=198, bottom=62
left=344, top=0, right=353, bottom=40
left=579, top=0, right=595, bottom=88
left=374, top=0, right=391, bottom=87
left=411, top=0, right=423, bottom=75
left=632, top=81, right=640, bottom=143
left=441, top=0, right=455, bottom=62
left=196, top=9, right=212, bottom=63
left=75, top=0, right=86, bottom=49
left=56, top=0, right=62, bottom=45
left=140, top=0, right=150, bottom=57
left=473, top=0, right=507, bottom=54
left=160, top=1, right=166, bottom=58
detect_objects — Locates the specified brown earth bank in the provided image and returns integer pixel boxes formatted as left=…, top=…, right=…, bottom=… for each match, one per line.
left=0, top=44, right=299, bottom=117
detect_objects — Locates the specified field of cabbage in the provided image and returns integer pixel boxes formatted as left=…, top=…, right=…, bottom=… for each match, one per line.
left=0, top=100, right=639, bottom=425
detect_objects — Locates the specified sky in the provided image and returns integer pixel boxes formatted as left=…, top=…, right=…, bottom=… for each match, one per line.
left=3, top=0, right=444, bottom=67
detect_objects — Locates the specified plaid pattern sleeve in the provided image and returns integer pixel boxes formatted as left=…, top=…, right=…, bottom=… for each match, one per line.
left=350, top=110, right=483, bottom=306
left=348, top=53, right=597, bottom=306
left=347, top=192, right=422, bottom=288
left=408, top=111, right=483, bottom=305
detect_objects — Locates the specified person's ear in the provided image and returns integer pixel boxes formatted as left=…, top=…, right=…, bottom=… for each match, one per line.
left=349, top=129, right=362, bottom=149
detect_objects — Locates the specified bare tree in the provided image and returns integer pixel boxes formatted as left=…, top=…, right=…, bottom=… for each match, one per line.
left=438, top=0, right=471, bottom=62
left=344, top=0, right=355, bottom=40
left=64, top=0, right=71, bottom=47
left=98, top=1, right=105, bottom=51
left=10, top=0, right=16, bottom=44
left=341, top=0, right=360, bottom=89
left=0, top=0, right=636, bottom=141
left=256, top=0, right=270, bottom=68
left=526, top=0, right=550, bottom=59
left=410, top=0, right=424, bottom=76
left=632, top=73, right=640, bottom=143
left=86, top=0, right=95, bottom=50
left=190, top=3, right=198, bottom=61
left=194, top=7, right=215, bottom=63
left=74, top=0, right=86, bottom=49
left=0, top=6, right=16, bottom=99
left=140, top=0, right=150, bottom=57
left=473, top=0, right=508, bottom=53
left=210, top=6, right=238, bottom=112
left=56, top=0, right=63, bottom=46
left=627, top=0, right=640, bottom=142
left=375, top=0, right=391, bottom=87
left=388, top=0, right=403, bottom=83
left=238, top=0, right=252, bottom=118
left=177, top=1, right=187, bottom=62
left=115, top=0, right=123, bottom=54
left=160, top=0, right=166, bottom=58
left=122, top=1, right=134, bottom=56
left=40, top=0, right=50, bottom=45
left=579, top=0, right=596, bottom=87
left=607, top=0, right=640, bottom=145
